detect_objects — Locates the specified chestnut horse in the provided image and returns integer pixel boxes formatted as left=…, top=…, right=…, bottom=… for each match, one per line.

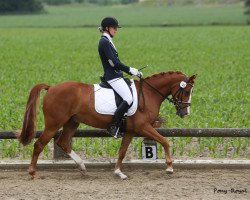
left=18, top=71, right=196, bottom=179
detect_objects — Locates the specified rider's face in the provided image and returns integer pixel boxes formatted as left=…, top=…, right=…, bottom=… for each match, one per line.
left=108, top=26, right=117, bottom=37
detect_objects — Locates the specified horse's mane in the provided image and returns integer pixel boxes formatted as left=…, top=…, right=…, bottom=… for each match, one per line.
left=145, top=71, right=186, bottom=80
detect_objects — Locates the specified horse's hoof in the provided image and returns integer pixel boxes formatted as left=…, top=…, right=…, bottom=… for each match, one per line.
left=114, top=169, right=128, bottom=180
left=166, top=167, right=174, bottom=174
left=30, top=175, right=35, bottom=180
left=78, top=168, right=87, bottom=176
left=28, top=168, right=36, bottom=179
left=120, top=174, right=128, bottom=180
left=79, top=163, right=86, bottom=171
left=29, top=172, right=36, bottom=180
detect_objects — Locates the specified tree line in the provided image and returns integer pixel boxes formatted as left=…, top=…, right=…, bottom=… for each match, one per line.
left=0, top=0, right=138, bottom=13
left=246, top=0, right=250, bottom=13
left=0, top=0, right=249, bottom=14
left=0, top=0, right=43, bottom=13
left=42, top=0, right=138, bottom=5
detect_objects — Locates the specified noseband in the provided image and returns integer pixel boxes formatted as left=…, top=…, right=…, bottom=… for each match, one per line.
left=138, top=77, right=194, bottom=112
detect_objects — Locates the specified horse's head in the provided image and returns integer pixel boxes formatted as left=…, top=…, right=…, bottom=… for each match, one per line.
left=170, top=74, right=197, bottom=118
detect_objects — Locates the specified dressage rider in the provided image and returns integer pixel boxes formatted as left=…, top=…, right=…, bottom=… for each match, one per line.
left=98, top=17, right=142, bottom=138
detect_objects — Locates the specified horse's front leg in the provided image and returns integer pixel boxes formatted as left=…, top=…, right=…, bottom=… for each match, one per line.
left=141, top=124, right=173, bottom=174
left=114, top=132, right=134, bottom=180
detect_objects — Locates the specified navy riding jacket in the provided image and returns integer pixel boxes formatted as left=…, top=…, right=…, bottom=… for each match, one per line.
left=98, top=35, right=131, bottom=81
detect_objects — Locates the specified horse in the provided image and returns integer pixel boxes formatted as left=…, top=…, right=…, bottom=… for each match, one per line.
left=17, top=71, right=196, bottom=179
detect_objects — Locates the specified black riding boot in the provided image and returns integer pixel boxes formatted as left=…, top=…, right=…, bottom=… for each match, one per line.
left=107, top=101, right=130, bottom=138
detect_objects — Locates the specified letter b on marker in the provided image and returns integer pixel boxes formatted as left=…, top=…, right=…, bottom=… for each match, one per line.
left=145, top=147, right=154, bottom=158
left=142, top=139, right=157, bottom=160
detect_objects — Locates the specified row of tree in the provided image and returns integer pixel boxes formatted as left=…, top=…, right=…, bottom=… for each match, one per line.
left=41, top=0, right=139, bottom=6
left=0, top=0, right=43, bottom=13
left=0, top=0, right=249, bottom=14
left=246, top=0, right=250, bottom=13
left=0, top=0, right=138, bottom=13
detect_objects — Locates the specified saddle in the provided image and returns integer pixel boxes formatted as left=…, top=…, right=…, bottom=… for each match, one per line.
left=94, top=77, right=138, bottom=116
left=99, top=76, right=133, bottom=108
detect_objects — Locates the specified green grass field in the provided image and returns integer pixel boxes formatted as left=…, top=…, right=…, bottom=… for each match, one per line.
left=0, top=4, right=249, bottom=160
left=0, top=4, right=248, bottom=27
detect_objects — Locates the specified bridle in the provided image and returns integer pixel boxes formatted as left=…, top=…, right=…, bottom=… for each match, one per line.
left=170, top=80, right=194, bottom=113
left=138, top=77, right=194, bottom=113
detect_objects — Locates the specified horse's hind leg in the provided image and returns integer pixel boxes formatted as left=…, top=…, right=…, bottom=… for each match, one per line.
left=56, top=118, right=86, bottom=173
left=29, top=127, right=58, bottom=178
left=114, top=133, right=134, bottom=180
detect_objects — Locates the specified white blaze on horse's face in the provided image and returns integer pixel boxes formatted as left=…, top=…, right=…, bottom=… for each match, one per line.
left=180, top=84, right=193, bottom=117
left=174, top=81, right=193, bottom=118
left=186, top=87, right=193, bottom=116
left=175, top=74, right=196, bottom=118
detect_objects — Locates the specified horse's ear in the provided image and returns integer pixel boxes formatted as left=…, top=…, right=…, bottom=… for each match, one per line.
left=188, top=74, right=197, bottom=83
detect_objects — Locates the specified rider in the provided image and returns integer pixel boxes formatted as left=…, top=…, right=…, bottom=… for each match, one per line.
left=98, top=17, right=142, bottom=138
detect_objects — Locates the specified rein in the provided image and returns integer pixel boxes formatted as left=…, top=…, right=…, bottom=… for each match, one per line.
left=138, top=77, right=193, bottom=111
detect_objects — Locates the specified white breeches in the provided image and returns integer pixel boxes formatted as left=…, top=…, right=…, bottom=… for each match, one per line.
left=108, top=78, right=133, bottom=105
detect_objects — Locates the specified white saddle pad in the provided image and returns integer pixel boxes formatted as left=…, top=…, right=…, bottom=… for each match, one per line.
left=94, top=80, right=138, bottom=116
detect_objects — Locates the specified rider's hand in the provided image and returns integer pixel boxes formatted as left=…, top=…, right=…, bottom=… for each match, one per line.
left=129, top=67, right=143, bottom=78
left=137, top=71, right=143, bottom=78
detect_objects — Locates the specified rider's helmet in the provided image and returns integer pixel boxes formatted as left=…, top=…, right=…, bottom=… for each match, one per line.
left=100, top=17, right=121, bottom=31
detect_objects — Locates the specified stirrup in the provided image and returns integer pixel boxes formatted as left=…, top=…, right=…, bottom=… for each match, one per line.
left=107, top=125, right=123, bottom=138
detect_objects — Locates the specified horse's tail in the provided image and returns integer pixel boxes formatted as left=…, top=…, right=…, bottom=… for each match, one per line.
left=17, top=83, right=50, bottom=146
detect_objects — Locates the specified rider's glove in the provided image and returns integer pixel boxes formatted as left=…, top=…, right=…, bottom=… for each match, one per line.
left=129, top=67, right=143, bottom=78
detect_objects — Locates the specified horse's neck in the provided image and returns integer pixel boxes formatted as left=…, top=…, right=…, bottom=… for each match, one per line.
left=145, top=74, right=183, bottom=102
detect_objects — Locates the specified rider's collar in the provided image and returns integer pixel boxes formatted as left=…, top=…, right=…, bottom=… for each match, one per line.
left=102, top=32, right=117, bottom=51
left=103, top=32, right=113, bottom=42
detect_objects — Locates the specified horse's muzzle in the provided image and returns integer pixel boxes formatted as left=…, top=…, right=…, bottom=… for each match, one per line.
left=176, top=109, right=188, bottom=118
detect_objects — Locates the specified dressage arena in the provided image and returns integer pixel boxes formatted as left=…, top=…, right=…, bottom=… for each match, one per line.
left=0, top=161, right=249, bottom=200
